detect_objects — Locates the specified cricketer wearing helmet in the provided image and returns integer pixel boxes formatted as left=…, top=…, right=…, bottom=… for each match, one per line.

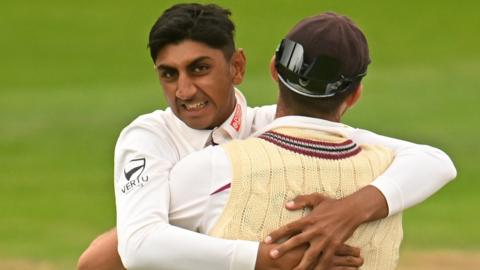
left=78, top=4, right=456, bottom=270
left=165, top=12, right=456, bottom=270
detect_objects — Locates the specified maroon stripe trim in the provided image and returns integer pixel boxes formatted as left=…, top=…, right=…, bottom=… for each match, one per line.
left=260, top=132, right=357, bottom=153
left=268, top=130, right=354, bottom=147
left=210, top=183, right=231, bottom=195
left=260, top=136, right=361, bottom=159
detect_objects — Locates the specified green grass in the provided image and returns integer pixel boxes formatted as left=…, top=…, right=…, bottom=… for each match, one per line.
left=1, top=0, right=479, bottom=266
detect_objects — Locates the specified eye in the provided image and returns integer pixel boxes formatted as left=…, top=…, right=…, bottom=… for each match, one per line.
left=191, top=64, right=210, bottom=74
left=158, top=68, right=178, bottom=81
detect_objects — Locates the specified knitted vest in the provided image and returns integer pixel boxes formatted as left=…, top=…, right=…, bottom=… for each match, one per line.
left=209, top=127, right=403, bottom=270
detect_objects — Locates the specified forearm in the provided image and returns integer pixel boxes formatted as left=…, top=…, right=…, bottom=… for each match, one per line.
left=117, top=160, right=259, bottom=270
left=117, top=180, right=259, bottom=270
left=120, top=224, right=258, bottom=270
left=370, top=144, right=456, bottom=215
left=342, top=185, right=389, bottom=225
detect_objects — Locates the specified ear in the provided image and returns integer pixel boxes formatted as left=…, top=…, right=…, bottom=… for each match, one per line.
left=269, top=55, right=279, bottom=82
left=345, top=84, right=363, bottom=108
left=230, top=49, right=246, bottom=85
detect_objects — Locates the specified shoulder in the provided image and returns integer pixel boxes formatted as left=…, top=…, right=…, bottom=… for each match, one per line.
left=245, top=104, right=276, bottom=133
left=122, top=109, right=172, bottom=135
left=171, top=146, right=230, bottom=179
left=172, top=146, right=220, bottom=170
left=246, top=104, right=276, bottom=118
left=115, top=109, right=178, bottom=159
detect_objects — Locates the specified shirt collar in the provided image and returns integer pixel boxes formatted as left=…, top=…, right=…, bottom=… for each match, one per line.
left=168, top=88, right=248, bottom=147
left=252, top=115, right=356, bottom=138
left=210, top=89, right=248, bottom=144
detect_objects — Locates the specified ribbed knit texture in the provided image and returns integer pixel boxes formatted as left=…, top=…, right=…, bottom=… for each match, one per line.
left=209, top=127, right=403, bottom=270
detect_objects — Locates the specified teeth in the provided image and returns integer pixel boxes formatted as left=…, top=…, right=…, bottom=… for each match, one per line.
left=184, top=101, right=207, bottom=110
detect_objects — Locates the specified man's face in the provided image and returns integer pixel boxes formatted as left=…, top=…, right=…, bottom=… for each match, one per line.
left=154, top=40, right=244, bottom=129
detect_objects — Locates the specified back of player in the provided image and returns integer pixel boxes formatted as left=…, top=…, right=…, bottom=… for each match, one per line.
left=210, top=127, right=402, bottom=270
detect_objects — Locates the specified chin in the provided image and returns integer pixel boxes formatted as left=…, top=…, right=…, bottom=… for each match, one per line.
left=184, top=119, right=213, bottom=130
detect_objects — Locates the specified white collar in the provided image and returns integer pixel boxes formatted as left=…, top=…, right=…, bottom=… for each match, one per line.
left=168, top=88, right=248, bottom=146
left=213, top=89, right=248, bottom=142
left=253, top=115, right=356, bottom=138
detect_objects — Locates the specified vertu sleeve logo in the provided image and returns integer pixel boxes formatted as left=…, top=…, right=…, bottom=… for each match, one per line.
left=121, top=158, right=150, bottom=194
left=124, top=158, right=146, bottom=181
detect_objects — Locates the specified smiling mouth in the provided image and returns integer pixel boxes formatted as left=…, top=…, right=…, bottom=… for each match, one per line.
left=182, top=101, right=208, bottom=111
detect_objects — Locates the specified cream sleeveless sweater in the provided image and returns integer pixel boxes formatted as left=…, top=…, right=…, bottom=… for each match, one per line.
left=209, top=127, right=403, bottom=270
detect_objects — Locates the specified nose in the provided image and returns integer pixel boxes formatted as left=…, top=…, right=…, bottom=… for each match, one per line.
left=176, top=73, right=197, bottom=100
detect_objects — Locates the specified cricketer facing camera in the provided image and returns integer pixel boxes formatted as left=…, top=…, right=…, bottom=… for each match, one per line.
left=77, top=4, right=456, bottom=270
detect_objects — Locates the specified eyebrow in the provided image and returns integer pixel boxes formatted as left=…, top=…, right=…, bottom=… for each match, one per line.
left=187, top=56, right=211, bottom=69
left=155, top=56, right=212, bottom=70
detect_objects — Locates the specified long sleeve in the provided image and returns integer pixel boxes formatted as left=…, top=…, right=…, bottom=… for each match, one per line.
left=121, top=224, right=258, bottom=270
left=350, top=129, right=457, bottom=216
left=114, top=126, right=258, bottom=270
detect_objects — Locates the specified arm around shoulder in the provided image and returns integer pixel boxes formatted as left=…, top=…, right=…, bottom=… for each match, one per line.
left=352, top=129, right=457, bottom=215
left=116, top=129, right=261, bottom=269
left=114, top=125, right=177, bottom=268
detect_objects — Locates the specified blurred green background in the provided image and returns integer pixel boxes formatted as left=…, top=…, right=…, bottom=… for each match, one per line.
left=1, top=0, right=479, bottom=268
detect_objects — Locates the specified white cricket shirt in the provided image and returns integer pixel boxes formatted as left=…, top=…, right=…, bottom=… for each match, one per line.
left=115, top=90, right=274, bottom=270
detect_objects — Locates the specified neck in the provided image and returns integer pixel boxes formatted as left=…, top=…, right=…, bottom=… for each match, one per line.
left=275, top=97, right=342, bottom=122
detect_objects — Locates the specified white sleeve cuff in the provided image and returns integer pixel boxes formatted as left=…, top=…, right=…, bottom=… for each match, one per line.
left=231, top=240, right=259, bottom=270
left=370, top=176, right=405, bottom=216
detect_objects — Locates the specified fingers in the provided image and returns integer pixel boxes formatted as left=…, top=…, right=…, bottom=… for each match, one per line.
left=292, top=239, right=326, bottom=270
left=313, top=244, right=335, bottom=270
left=310, top=245, right=363, bottom=270
left=288, top=244, right=362, bottom=270
left=269, top=230, right=314, bottom=259
left=333, top=244, right=362, bottom=268
left=334, top=244, right=360, bottom=257
left=331, top=255, right=364, bottom=268
left=265, top=218, right=309, bottom=244
left=286, top=193, right=329, bottom=210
